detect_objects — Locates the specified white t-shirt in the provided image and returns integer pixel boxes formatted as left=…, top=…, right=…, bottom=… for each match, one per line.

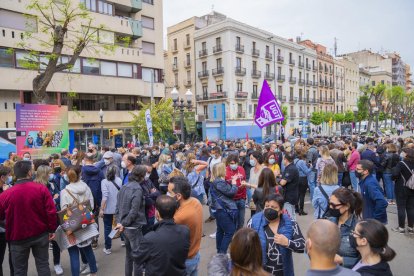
left=208, top=156, right=222, bottom=175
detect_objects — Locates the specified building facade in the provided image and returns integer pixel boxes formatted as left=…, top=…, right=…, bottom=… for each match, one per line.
left=388, top=52, right=407, bottom=87
left=0, top=0, right=164, bottom=148
left=406, top=64, right=412, bottom=91
left=334, top=59, right=345, bottom=113
left=339, top=57, right=359, bottom=110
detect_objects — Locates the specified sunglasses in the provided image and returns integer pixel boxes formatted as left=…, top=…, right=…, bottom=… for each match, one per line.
left=329, top=202, right=343, bottom=209
left=350, top=230, right=363, bottom=238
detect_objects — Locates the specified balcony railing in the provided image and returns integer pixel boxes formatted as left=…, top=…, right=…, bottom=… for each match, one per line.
left=212, top=67, right=224, bottom=76
left=265, top=72, right=275, bottom=80
left=289, top=77, right=296, bottom=84
left=199, top=49, right=208, bottom=58
left=324, top=81, right=329, bottom=88
left=327, top=98, right=334, bottom=103
left=237, top=112, right=246, bottom=119
left=298, top=97, right=306, bottom=103
left=289, top=97, right=297, bottom=103
left=210, top=91, right=227, bottom=99
left=235, top=67, right=246, bottom=76
left=299, top=113, right=307, bottom=118
left=235, top=91, right=248, bottom=99
left=306, top=80, right=313, bottom=86
left=319, top=80, right=324, bottom=86
left=290, top=112, right=297, bottom=118
left=306, top=64, right=311, bottom=70
left=277, top=55, right=284, bottom=63
left=337, top=96, right=344, bottom=102
left=235, top=44, right=245, bottom=53
left=277, top=95, right=287, bottom=101
left=310, top=99, right=320, bottom=104
left=251, top=93, right=259, bottom=99
left=184, top=80, right=192, bottom=87
left=298, top=79, right=305, bottom=86
left=277, top=75, right=286, bottom=82
left=313, top=65, right=318, bottom=71
left=213, top=44, right=222, bottom=54
left=313, top=82, right=318, bottom=87
left=172, top=64, right=178, bottom=71
left=319, top=66, right=323, bottom=72
left=252, top=49, right=260, bottom=57
left=251, top=70, right=261, bottom=78
left=298, top=61, right=304, bottom=68
left=184, top=61, right=191, bottom=68
left=198, top=70, right=209, bottom=79
left=265, top=52, right=273, bottom=60
left=289, top=59, right=295, bottom=66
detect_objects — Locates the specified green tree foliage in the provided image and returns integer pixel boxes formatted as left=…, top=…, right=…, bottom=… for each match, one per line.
left=344, top=110, right=354, bottom=123
left=281, top=106, right=288, bottom=127
left=309, top=111, right=324, bottom=125
left=323, top=112, right=334, bottom=123
left=333, top=113, right=345, bottom=123
left=130, top=99, right=174, bottom=142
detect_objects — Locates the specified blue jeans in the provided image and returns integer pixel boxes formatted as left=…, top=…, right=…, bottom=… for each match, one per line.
left=383, top=173, right=395, bottom=201
left=246, top=188, right=252, bottom=206
left=68, top=245, right=97, bottom=276
left=103, top=214, right=113, bottom=250
left=185, top=251, right=200, bottom=276
left=308, top=170, right=317, bottom=200
left=215, top=209, right=237, bottom=254
left=337, top=172, right=344, bottom=186
left=284, top=202, right=296, bottom=221
left=235, top=199, right=246, bottom=230
left=350, top=171, right=359, bottom=192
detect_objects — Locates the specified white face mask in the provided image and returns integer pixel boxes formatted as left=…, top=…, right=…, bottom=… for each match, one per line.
left=72, top=151, right=78, bottom=156
left=121, top=161, right=127, bottom=168
left=63, top=174, right=69, bottom=182
left=104, top=159, right=111, bottom=166
left=145, top=173, right=150, bottom=180
left=23, top=157, right=30, bottom=161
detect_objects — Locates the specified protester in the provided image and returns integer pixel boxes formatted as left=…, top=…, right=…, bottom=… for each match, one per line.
left=0, top=161, right=57, bottom=276
left=312, top=163, right=340, bottom=219
left=316, top=145, right=336, bottom=183
left=134, top=195, right=190, bottom=276
left=115, top=165, right=147, bottom=276
left=61, top=149, right=72, bottom=168
left=381, top=143, right=400, bottom=205
left=253, top=168, right=278, bottom=213
left=100, top=165, right=121, bottom=255
left=225, top=154, right=247, bottom=229
left=391, top=147, right=414, bottom=233
left=121, top=153, right=136, bottom=185
left=209, top=162, right=238, bottom=254
left=294, top=148, right=312, bottom=215
left=168, top=176, right=203, bottom=276
left=306, top=138, right=319, bottom=199
left=351, top=219, right=396, bottom=275
left=60, top=165, right=97, bottom=276
left=208, top=228, right=269, bottom=276
left=305, top=220, right=360, bottom=276
left=348, top=142, right=361, bottom=192
left=0, top=165, right=13, bottom=276
left=360, top=143, right=381, bottom=179
left=330, top=142, right=347, bottom=186
left=264, top=152, right=281, bottom=177
left=356, top=160, right=388, bottom=223
left=243, top=151, right=264, bottom=215
left=278, top=153, right=299, bottom=220
left=182, top=152, right=208, bottom=203
left=157, top=153, right=175, bottom=194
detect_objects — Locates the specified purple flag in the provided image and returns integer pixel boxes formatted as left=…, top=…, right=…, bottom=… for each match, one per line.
left=254, top=80, right=284, bottom=128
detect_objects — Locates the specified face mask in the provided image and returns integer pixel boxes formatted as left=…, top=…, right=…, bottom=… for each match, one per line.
left=269, top=158, right=275, bottom=165
left=224, top=145, right=228, bottom=149
left=49, top=174, right=54, bottom=181
left=152, top=151, right=157, bottom=156
left=88, top=149, right=93, bottom=153
left=145, top=173, right=150, bottom=180
left=23, top=157, right=30, bottom=161
left=243, top=146, right=247, bottom=150
left=326, top=207, right=341, bottom=218
left=230, top=164, right=238, bottom=171
left=104, top=159, right=111, bottom=166
left=355, top=171, right=363, bottom=179
left=6, top=176, right=12, bottom=185
left=349, top=234, right=358, bottom=249
left=400, top=152, right=407, bottom=159
left=264, top=208, right=280, bottom=221
left=63, top=174, right=69, bottom=182
left=249, top=159, right=256, bottom=167
left=167, top=158, right=172, bottom=163
left=72, top=151, right=78, bottom=156
left=121, top=161, right=127, bottom=168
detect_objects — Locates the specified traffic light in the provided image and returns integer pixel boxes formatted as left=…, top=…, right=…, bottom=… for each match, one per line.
left=109, top=129, right=114, bottom=138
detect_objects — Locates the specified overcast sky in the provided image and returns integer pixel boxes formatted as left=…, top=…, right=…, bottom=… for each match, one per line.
left=163, top=0, right=414, bottom=76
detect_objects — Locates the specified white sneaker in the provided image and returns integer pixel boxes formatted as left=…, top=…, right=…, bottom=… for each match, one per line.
left=80, top=264, right=88, bottom=273
left=103, top=248, right=112, bottom=255
left=54, top=264, right=63, bottom=275
left=81, top=265, right=90, bottom=275
left=209, top=232, right=216, bottom=239
left=121, top=241, right=126, bottom=247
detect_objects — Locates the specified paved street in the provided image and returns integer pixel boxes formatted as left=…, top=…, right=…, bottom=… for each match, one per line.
left=4, top=198, right=414, bottom=276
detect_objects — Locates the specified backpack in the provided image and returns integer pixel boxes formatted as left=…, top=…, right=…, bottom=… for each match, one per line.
left=401, top=161, right=414, bottom=190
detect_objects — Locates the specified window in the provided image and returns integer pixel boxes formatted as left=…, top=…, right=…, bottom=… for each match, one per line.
left=290, top=87, right=294, bottom=98
left=216, top=58, right=222, bottom=68
left=381, top=80, right=385, bottom=84
left=202, top=42, right=206, bottom=50
left=216, top=37, right=221, bottom=46
left=371, top=81, right=376, bottom=86
left=142, top=41, right=155, bottom=54
left=266, top=64, right=270, bottom=73
left=15, top=51, right=33, bottom=68
left=60, top=56, right=81, bottom=73
left=97, top=1, right=113, bottom=15
left=173, top=57, right=177, bottom=66
left=289, top=69, right=293, bottom=78
left=236, top=57, right=241, bottom=68
left=13, top=103, right=16, bottom=109
left=186, top=34, right=190, bottom=46
left=0, top=48, right=14, bottom=67
left=100, top=61, right=117, bottom=76
left=4, top=103, right=7, bottom=109
left=187, top=70, right=191, bottom=80
left=98, top=30, right=114, bottom=44
left=266, top=45, right=270, bottom=53
left=236, top=36, right=241, bottom=46
left=252, top=41, right=256, bottom=50
left=216, top=84, right=223, bottom=92
left=142, top=68, right=160, bottom=82
left=0, top=9, right=37, bottom=32
left=252, top=61, right=257, bottom=70
left=202, top=61, right=207, bottom=71
left=173, top=39, right=177, bottom=50
left=237, top=82, right=243, bottom=91
left=5, top=122, right=8, bottom=128
left=142, top=16, right=154, bottom=29
left=174, top=73, right=178, bottom=86
left=278, top=85, right=282, bottom=96
left=82, top=59, right=100, bottom=75
left=253, top=84, right=258, bottom=94
left=202, top=86, right=208, bottom=97
left=186, top=53, right=190, bottom=64
left=203, top=105, right=208, bottom=115
left=143, top=0, right=154, bottom=4
left=277, top=66, right=281, bottom=76
left=81, top=0, right=97, bottom=12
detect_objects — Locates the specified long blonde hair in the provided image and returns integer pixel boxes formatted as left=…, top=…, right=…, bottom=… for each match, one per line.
left=183, top=152, right=197, bottom=172
left=211, top=162, right=226, bottom=182
left=320, top=163, right=338, bottom=185
left=157, top=154, right=170, bottom=169
left=35, top=165, right=52, bottom=186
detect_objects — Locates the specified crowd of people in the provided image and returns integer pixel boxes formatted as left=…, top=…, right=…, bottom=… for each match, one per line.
left=0, top=133, right=413, bottom=276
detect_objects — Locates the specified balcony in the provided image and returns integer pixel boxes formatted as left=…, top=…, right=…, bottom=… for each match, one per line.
left=337, top=96, right=345, bottom=102
left=251, top=70, right=261, bottom=79
left=235, top=44, right=245, bottom=53
left=298, top=61, right=304, bottom=68
left=184, top=42, right=191, bottom=50
left=198, top=70, right=209, bottom=79
left=237, top=112, right=246, bottom=119
left=264, top=72, right=275, bottom=80
left=196, top=91, right=228, bottom=101
left=277, top=95, right=287, bottom=102
left=289, top=97, right=297, bottom=103
left=313, top=65, right=318, bottom=71
left=184, top=61, right=191, bottom=68
left=235, top=67, right=246, bottom=76
left=252, top=49, right=260, bottom=57
left=319, top=66, right=323, bottom=72
left=289, top=59, right=295, bottom=66
left=306, top=80, right=313, bottom=86
left=306, top=64, right=311, bottom=70
left=298, top=97, right=306, bottom=103
left=277, top=75, right=286, bottom=82
left=277, top=55, right=284, bottom=63
left=298, top=79, right=305, bottom=86
left=324, top=81, right=329, bottom=88
left=235, top=91, right=248, bottom=99
left=313, top=82, right=318, bottom=87
left=324, top=67, right=328, bottom=73
left=290, top=112, right=297, bottom=118
left=172, top=47, right=178, bottom=53
left=213, top=44, right=222, bottom=54
left=184, top=80, right=192, bottom=87
left=327, top=98, right=334, bottom=103
left=289, top=77, right=296, bottom=84
left=199, top=49, right=208, bottom=58
left=251, top=93, right=259, bottom=100
left=319, top=80, right=324, bottom=86
left=172, top=64, right=178, bottom=71
left=299, top=113, right=307, bottom=118
left=266, top=52, right=273, bottom=60
left=212, top=67, right=224, bottom=76
left=330, top=82, right=334, bottom=88
left=310, top=99, right=320, bottom=104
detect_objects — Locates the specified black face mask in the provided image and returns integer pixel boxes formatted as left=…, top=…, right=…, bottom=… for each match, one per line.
left=355, top=171, right=363, bottom=179
left=264, top=208, right=280, bottom=221
left=326, top=207, right=341, bottom=218
left=349, top=234, right=358, bottom=249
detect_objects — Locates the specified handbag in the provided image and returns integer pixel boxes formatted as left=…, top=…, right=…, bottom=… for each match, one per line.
left=58, top=189, right=95, bottom=235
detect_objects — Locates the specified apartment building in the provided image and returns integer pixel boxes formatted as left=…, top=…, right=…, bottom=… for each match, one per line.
left=0, top=0, right=164, bottom=148
left=406, top=64, right=412, bottom=91
left=334, top=59, right=345, bottom=113
left=337, top=57, right=359, bottom=110
left=388, top=52, right=406, bottom=87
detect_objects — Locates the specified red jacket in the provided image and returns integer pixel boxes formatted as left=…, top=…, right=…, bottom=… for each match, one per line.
left=225, top=166, right=246, bottom=200
left=0, top=180, right=57, bottom=242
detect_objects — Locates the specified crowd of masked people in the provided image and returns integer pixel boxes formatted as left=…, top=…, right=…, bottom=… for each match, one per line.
left=0, top=134, right=413, bottom=276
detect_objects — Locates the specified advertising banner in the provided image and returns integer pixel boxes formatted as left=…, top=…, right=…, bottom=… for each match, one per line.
left=184, top=112, right=196, bottom=133
left=16, top=104, right=69, bottom=159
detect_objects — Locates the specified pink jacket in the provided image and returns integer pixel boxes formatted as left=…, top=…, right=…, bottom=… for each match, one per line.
left=347, top=150, right=360, bottom=171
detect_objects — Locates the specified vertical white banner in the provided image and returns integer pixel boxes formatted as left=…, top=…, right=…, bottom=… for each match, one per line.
left=145, top=109, right=154, bottom=147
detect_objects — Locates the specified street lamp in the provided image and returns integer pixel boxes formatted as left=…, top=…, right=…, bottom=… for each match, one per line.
left=352, top=106, right=358, bottom=135
left=171, top=87, right=193, bottom=143
left=99, top=109, right=104, bottom=148
left=373, top=106, right=379, bottom=134
left=277, top=99, right=282, bottom=141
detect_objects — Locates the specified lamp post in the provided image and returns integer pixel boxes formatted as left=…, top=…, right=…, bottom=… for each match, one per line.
left=277, top=99, right=282, bottom=141
left=373, top=106, right=379, bottom=134
left=171, top=87, right=193, bottom=143
left=99, top=109, right=104, bottom=147
left=352, top=106, right=358, bottom=135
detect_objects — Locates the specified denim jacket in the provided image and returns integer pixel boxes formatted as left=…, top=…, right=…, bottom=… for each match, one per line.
left=209, top=178, right=238, bottom=210
left=327, top=214, right=360, bottom=268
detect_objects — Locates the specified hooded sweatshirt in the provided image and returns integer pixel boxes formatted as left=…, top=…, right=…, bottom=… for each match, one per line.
left=81, top=165, right=104, bottom=208
left=60, top=181, right=94, bottom=210
left=356, top=261, right=393, bottom=276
